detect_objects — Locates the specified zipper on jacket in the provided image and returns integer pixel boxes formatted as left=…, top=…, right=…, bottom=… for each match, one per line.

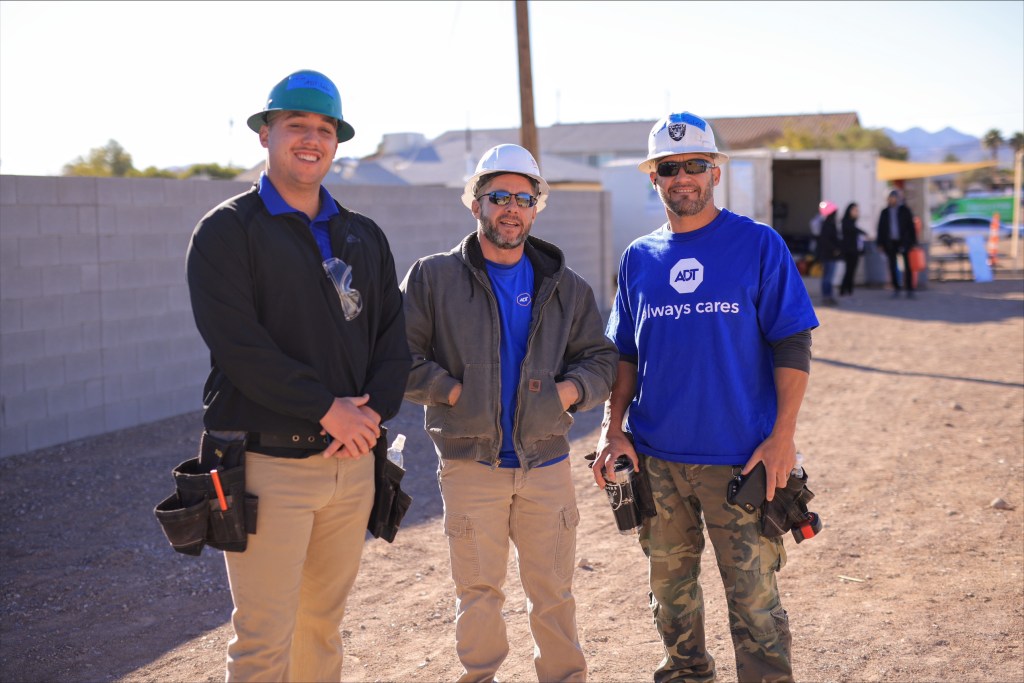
left=471, top=267, right=505, bottom=469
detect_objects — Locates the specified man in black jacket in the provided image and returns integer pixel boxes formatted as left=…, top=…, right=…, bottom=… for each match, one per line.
left=876, top=189, right=919, bottom=298
left=186, top=69, right=409, bottom=681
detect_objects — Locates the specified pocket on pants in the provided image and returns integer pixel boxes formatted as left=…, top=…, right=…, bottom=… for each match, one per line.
left=444, top=513, right=479, bottom=587
left=553, top=505, right=580, bottom=580
left=759, top=533, right=787, bottom=573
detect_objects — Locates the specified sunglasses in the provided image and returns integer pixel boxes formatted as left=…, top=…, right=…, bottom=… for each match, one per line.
left=477, top=190, right=539, bottom=208
left=656, top=159, right=716, bottom=177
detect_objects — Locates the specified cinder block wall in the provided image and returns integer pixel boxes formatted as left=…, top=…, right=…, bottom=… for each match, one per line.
left=0, top=176, right=611, bottom=458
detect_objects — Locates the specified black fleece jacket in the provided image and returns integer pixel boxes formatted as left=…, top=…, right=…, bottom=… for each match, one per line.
left=186, top=186, right=410, bottom=455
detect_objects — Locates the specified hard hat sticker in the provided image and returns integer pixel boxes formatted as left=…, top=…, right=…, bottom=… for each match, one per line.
left=669, top=112, right=706, bottom=131
left=287, top=73, right=334, bottom=96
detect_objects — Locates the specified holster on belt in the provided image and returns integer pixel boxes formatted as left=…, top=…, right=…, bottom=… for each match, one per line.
left=760, top=468, right=817, bottom=539
left=367, top=426, right=413, bottom=544
left=153, top=431, right=258, bottom=556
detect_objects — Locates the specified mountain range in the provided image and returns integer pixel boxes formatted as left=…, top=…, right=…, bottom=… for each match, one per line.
left=883, top=126, right=1016, bottom=165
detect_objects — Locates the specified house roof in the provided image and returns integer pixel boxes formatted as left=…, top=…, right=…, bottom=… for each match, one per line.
left=366, top=130, right=602, bottom=187
left=431, top=112, right=862, bottom=156
left=711, top=112, right=861, bottom=149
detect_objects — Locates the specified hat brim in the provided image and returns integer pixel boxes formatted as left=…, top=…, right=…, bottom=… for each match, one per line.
left=246, top=111, right=355, bottom=143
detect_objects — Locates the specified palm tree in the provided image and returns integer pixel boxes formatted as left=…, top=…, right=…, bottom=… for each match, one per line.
left=1009, top=132, right=1024, bottom=155
left=982, top=129, right=1003, bottom=161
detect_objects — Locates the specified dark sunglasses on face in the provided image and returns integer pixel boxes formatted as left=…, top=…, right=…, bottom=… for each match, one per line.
left=477, top=190, right=539, bottom=208
left=656, top=159, right=716, bottom=177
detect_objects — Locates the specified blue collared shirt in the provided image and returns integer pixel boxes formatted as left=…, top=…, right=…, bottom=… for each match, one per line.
left=257, top=172, right=339, bottom=261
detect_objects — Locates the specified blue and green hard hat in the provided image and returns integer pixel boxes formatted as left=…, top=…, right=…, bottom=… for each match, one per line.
left=246, top=70, right=355, bottom=143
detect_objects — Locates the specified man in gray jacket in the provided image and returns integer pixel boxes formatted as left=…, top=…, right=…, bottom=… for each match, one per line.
left=401, top=144, right=617, bottom=683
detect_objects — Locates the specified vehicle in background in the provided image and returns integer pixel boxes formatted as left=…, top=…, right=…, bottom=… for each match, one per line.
left=930, top=214, right=1012, bottom=242
left=931, top=194, right=1018, bottom=223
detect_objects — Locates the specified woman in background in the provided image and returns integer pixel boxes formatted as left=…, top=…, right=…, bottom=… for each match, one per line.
left=839, top=202, right=867, bottom=297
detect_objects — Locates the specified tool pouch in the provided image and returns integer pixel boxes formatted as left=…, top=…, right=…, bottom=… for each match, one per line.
left=760, top=468, right=818, bottom=540
left=153, top=491, right=208, bottom=556
left=631, top=457, right=658, bottom=519
left=154, top=433, right=257, bottom=555
left=367, top=427, right=413, bottom=543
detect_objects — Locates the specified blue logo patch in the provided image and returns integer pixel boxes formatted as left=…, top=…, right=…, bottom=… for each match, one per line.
left=516, top=292, right=532, bottom=307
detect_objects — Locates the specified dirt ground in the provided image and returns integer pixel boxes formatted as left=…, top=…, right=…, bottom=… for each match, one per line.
left=2, top=271, right=1022, bottom=683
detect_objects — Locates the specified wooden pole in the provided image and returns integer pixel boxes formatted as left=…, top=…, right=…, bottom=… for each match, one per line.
left=515, top=0, right=540, bottom=168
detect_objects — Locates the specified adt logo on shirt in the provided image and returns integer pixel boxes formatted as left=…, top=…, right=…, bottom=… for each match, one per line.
left=669, top=258, right=703, bottom=294
left=516, top=292, right=532, bottom=306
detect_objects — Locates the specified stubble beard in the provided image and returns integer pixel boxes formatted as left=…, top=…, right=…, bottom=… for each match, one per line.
left=660, top=179, right=714, bottom=217
left=480, top=214, right=529, bottom=250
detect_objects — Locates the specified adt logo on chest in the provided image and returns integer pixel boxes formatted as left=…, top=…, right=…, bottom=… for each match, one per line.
left=516, top=292, right=532, bottom=306
left=669, top=258, right=703, bottom=294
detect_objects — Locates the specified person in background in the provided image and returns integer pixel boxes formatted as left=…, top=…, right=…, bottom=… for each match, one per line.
left=593, top=111, right=818, bottom=683
left=401, top=144, right=617, bottom=683
left=876, top=189, right=918, bottom=298
left=839, top=202, right=867, bottom=296
left=186, top=69, right=410, bottom=681
left=816, top=201, right=841, bottom=306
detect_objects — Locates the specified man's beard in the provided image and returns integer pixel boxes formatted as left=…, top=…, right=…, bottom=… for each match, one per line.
left=659, top=180, right=713, bottom=217
left=480, top=214, right=530, bottom=250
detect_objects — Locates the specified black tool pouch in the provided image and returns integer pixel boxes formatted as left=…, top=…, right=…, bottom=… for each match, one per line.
left=367, top=427, right=413, bottom=543
left=153, top=491, right=208, bottom=556
left=632, top=455, right=658, bottom=519
left=761, top=468, right=816, bottom=538
left=153, top=433, right=258, bottom=555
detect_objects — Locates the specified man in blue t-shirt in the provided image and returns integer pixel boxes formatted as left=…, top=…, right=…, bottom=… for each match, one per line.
left=401, top=144, right=617, bottom=682
left=593, top=112, right=818, bottom=683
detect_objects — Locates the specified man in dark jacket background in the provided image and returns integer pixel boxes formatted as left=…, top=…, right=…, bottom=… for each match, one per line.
left=876, top=189, right=919, bottom=298
left=186, top=69, right=409, bottom=681
left=401, top=144, right=617, bottom=682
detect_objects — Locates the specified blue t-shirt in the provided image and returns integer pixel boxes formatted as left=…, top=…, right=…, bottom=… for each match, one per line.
left=606, top=208, right=819, bottom=466
left=485, top=257, right=534, bottom=467
left=257, top=172, right=339, bottom=261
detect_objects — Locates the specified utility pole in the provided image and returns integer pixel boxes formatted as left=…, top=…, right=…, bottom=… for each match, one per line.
left=515, top=0, right=540, bottom=168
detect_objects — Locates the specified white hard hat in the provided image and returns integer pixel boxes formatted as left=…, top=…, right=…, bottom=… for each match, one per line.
left=638, top=112, right=729, bottom=173
left=462, top=144, right=550, bottom=212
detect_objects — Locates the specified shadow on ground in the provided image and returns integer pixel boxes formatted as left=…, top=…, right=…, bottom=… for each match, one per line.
left=0, top=400, right=601, bottom=682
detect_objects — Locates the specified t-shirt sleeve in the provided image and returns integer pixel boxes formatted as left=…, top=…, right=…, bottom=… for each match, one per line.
left=606, top=249, right=638, bottom=359
left=757, top=231, right=819, bottom=343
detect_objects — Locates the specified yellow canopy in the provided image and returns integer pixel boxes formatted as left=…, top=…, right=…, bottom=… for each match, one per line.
left=876, top=158, right=997, bottom=181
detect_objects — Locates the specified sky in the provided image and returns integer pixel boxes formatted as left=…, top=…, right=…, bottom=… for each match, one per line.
left=1, top=0, right=1022, bottom=176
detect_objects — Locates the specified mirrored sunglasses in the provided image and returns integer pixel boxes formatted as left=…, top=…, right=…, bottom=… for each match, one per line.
left=656, top=159, right=716, bottom=177
left=322, top=258, right=363, bottom=321
left=477, top=190, right=539, bottom=208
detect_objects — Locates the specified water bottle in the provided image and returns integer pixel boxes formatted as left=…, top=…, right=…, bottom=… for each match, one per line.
left=387, top=433, right=406, bottom=470
left=792, top=451, right=805, bottom=478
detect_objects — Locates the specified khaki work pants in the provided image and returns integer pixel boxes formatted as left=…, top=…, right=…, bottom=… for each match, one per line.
left=224, top=451, right=374, bottom=682
left=439, top=458, right=586, bottom=683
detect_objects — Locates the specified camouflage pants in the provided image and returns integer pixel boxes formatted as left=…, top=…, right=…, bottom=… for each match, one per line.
left=639, top=455, right=793, bottom=683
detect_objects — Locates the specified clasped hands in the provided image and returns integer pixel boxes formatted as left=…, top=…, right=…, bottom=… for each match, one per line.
left=318, top=394, right=381, bottom=459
